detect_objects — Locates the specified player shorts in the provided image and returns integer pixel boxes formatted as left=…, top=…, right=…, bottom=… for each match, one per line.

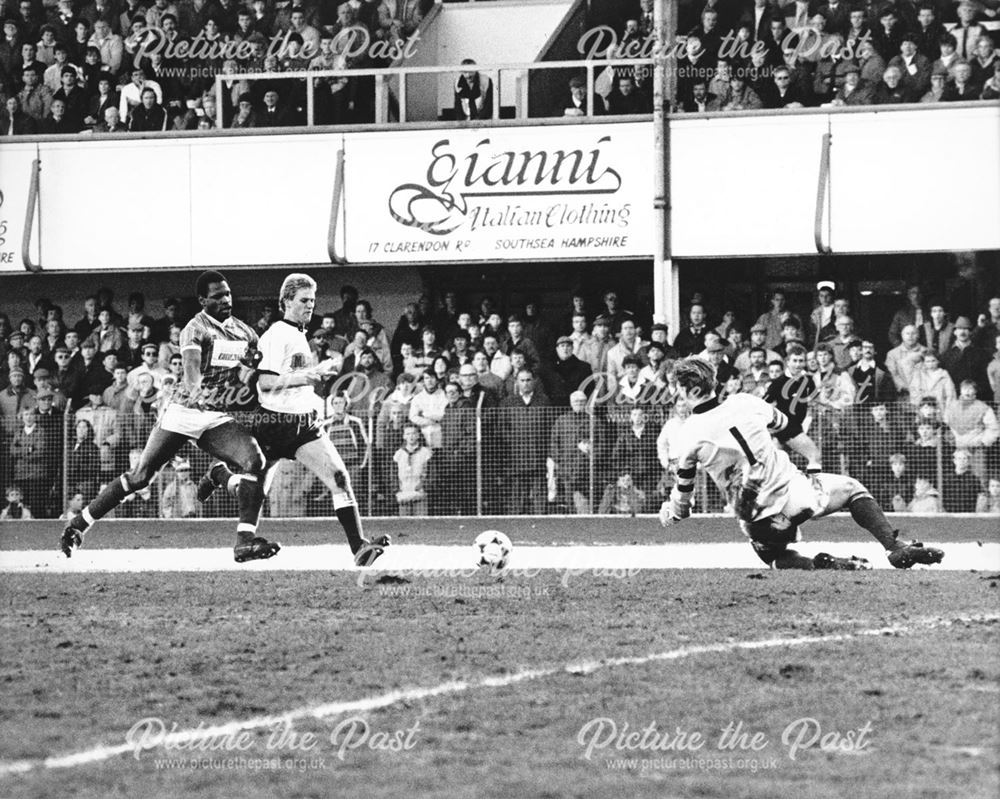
left=774, top=422, right=804, bottom=443
left=159, top=404, right=233, bottom=438
left=253, top=410, right=323, bottom=461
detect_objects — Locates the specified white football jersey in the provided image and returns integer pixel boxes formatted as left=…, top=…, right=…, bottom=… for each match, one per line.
left=672, top=393, right=795, bottom=520
left=257, top=320, right=322, bottom=414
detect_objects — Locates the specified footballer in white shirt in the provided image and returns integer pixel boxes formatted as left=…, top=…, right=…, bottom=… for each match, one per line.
left=660, top=358, right=944, bottom=570
left=200, top=273, right=389, bottom=567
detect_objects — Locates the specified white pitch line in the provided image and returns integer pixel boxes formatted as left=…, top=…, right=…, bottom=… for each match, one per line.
left=0, top=614, right=996, bottom=779
left=1, top=542, right=996, bottom=573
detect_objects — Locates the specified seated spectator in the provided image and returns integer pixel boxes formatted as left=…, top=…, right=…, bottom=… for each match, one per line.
left=454, top=58, right=493, bottom=121
left=93, top=105, right=127, bottom=133
left=872, top=65, right=912, bottom=103
left=393, top=423, right=432, bottom=516
left=920, top=65, right=949, bottom=102
left=231, top=92, right=258, bottom=128
left=127, top=86, right=167, bottom=131
left=908, top=476, right=942, bottom=512
left=888, top=33, right=932, bottom=98
left=258, top=88, right=296, bottom=127
left=1, top=95, right=38, bottom=136
left=981, top=58, right=1000, bottom=100
left=942, top=449, right=985, bottom=512
left=559, top=76, right=605, bottom=117
left=84, top=73, right=118, bottom=128
left=762, top=65, right=807, bottom=108
left=721, top=71, right=763, bottom=110
left=0, top=485, right=33, bottom=520
left=976, top=475, right=1000, bottom=513
left=942, top=60, right=979, bottom=100
left=607, top=73, right=651, bottom=114
left=682, top=78, right=720, bottom=112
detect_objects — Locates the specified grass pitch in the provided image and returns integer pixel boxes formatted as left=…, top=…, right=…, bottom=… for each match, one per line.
left=0, top=516, right=997, bottom=798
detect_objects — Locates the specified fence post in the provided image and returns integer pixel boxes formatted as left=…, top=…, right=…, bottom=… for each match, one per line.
left=588, top=407, right=596, bottom=514
left=61, top=407, right=70, bottom=516
left=475, top=395, right=483, bottom=517
left=367, top=409, right=374, bottom=516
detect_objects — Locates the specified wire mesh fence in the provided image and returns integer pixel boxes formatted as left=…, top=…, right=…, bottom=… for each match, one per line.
left=2, top=396, right=998, bottom=520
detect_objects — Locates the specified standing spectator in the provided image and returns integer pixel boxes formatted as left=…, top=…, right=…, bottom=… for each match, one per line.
left=888, top=285, right=926, bottom=348
left=922, top=300, right=954, bottom=355
left=11, top=407, right=54, bottom=517
left=611, top=406, right=660, bottom=504
left=435, top=382, right=475, bottom=515
left=605, top=319, right=646, bottom=385
left=828, top=316, right=859, bottom=369
left=0, top=486, right=32, bottom=520
left=673, top=304, right=710, bottom=357
left=942, top=449, right=985, bottom=512
left=905, top=419, right=949, bottom=483
left=886, top=324, right=926, bottom=396
left=547, top=336, right=593, bottom=406
left=18, top=64, right=53, bottom=121
left=454, top=58, right=493, bottom=121
left=909, top=350, right=957, bottom=408
left=578, top=315, right=613, bottom=376
left=974, top=297, right=1000, bottom=350
left=879, top=453, right=912, bottom=512
left=988, top=333, right=1000, bottom=405
left=908, top=476, right=943, bottom=513
left=977, top=475, right=1000, bottom=514
left=503, top=315, right=540, bottom=368
left=75, top=378, right=118, bottom=447
left=392, top=424, right=431, bottom=516
left=67, top=417, right=99, bottom=501
left=160, top=458, right=197, bottom=518
left=848, top=341, right=895, bottom=405
left=409, top=369, right=447, bottom=449
left=547, top=391, right=595, bottom=514
left=500, top=367, right=551, bottom=514
left=941, top=316, right=991, bottom=399
left=944, top=380, right=999, bottom=482
left=857, top=402, right=905, bottom=489
left=87, top=19, right=122, bottom=74
left=755, top=290, right=790, bottom=351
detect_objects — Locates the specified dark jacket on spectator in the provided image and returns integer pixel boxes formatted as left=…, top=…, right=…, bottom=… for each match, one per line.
left=0, top=108, right=38, bottom=135
left=128, top=103, right=167, bottom=132
left=545, top=355, right=593, bottom=406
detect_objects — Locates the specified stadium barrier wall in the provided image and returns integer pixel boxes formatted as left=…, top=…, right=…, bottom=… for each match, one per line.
left=3, top=398, right=996, bottom=521
left=2, top=104, right=999, bottom=274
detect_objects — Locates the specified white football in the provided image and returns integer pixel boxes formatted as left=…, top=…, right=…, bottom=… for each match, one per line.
left=474, top=530, right=512, bottom=571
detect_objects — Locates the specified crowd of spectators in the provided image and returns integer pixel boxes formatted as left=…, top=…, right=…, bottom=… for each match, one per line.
left=1, top=0, right=996, bottom=135
left=583, top=0, right=999, bottom=113
left=0, top=0, right=434, bottom=134
left=1, top=279, right=998, bottom=520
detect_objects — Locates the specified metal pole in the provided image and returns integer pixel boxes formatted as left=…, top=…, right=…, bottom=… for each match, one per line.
left=367, top=409, right=374, bottom=516
left=214, top=74, right=224, bottom=129
left=653, top=0, right=679, bottom=339
left=306, top=75, right=314, bottom=127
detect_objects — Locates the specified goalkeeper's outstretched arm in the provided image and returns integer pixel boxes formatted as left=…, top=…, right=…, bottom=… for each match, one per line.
left=660, top=460, right=696, bottom=527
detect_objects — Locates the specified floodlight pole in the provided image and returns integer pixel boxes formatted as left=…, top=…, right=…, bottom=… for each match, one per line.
left=652, top=0, right=679, bottom=342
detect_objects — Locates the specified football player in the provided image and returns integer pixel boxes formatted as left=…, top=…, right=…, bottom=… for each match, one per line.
left=199, top=273, right=389, bottom=567
left=61, top=271, right=280, bottom=563
left=660, top=358, right=944, bottom=570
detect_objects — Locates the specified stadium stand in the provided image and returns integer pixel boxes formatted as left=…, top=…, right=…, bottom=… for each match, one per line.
left=2, top=283, right=998, bottom=519
left=0, top=0, right=996, bottom=135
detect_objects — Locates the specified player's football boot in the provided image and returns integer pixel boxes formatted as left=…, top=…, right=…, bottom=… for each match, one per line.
left=888, top=541, right=945, bottom=569
left=233, top=537, right=281, bottom=563
left=196, top=473, right=218, bottom=503
left=60, top=525, right=84, bottom=558
left=354, top=534, right=391, bottom=567
left=813, top=552, right=871, bottom=570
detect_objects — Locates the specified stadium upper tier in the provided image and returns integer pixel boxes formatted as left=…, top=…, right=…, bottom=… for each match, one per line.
left=0, top=0, right=997, bottom=134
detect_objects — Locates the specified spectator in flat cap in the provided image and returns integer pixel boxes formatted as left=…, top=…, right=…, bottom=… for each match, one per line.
left=548, top=335, right=593, bottom=406
left=921, top=65, right=950, bottom=101
left=559, top=74, right=606, bottom=117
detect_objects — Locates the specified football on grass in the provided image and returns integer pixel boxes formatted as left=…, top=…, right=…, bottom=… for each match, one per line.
left=474, top=530, right=512, bottom=570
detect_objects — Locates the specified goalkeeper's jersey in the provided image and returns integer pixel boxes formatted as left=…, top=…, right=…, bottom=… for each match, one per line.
left=672, top=393, right=795, bottom=519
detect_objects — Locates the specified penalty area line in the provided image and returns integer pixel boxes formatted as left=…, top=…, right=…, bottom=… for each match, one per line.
left=0, top=614, right=996, bottom=778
